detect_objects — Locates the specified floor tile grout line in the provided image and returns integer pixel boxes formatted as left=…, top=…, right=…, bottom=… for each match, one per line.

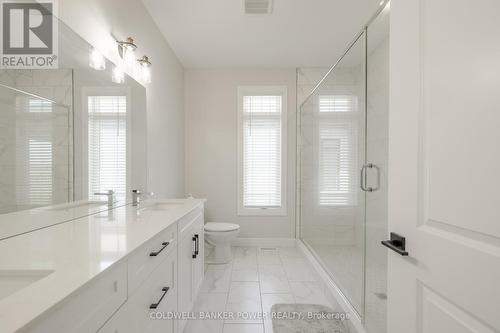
left=223, top=247, right=264, bottom=331
left=221, top=251, right=234, bottom=332
left=256, top=247, right=266, bottom=331
left=277, top=247, right=296, bottom=304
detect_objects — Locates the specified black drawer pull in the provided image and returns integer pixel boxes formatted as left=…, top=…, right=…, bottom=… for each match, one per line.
left=149, top=287, right=170, bottom=309
left=192, top=236, right=197, bottom=259
left=381, top=232, right=408, bottom=256
left=194, top=234, right=199, bottom=256
left=149, top=242, right=169, bottom=257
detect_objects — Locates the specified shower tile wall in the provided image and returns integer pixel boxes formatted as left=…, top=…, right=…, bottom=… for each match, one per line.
left=0, top=70, right=73, bottom=213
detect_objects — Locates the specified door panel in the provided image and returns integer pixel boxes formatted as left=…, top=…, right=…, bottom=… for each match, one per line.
left=191, top=219, right=204, bottom=296
left=178, top=229, right=194, bottom=311
left=388, top=0, right=500, bottom=332
left=419, top=285, right=496, bottom=333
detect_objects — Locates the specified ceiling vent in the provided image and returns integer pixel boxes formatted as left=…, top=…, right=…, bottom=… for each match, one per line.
left=244, top=0, right=272, bottom=14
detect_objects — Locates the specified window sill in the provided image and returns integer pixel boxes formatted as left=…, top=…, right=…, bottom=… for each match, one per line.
left=237, top=207, right=287, bottom=217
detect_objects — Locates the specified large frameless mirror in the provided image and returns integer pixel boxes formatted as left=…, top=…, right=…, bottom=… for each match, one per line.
left=0, top=18, right=147, bottom=240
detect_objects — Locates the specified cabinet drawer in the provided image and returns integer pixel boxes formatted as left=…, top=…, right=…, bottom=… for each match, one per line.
left=128, top=223, right=177, bottom=294
left=100, top=250, right=177, bottom=333
left=21, top=262, right=127, bottom=333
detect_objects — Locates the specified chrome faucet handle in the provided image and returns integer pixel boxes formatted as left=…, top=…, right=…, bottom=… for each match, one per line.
left=94, top=190, right=115, bottom=207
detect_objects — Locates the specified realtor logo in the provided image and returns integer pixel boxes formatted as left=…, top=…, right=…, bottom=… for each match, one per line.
left=1, top=0, right=58, bottom=68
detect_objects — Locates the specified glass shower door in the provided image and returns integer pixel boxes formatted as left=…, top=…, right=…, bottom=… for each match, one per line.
left=364, top=6, right=389, bottom=333
left=299, top=31, right=367, bottom=315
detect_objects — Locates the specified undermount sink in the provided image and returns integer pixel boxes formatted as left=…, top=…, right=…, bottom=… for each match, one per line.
left=0, top=269, right=54, bottom=301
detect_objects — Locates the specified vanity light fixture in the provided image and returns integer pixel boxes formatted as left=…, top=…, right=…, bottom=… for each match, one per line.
left=137, top=55, right=152, bottom=84
left=89, top=48, right=106, bottom=70
left=117, top=37, right=137, bottom=61
left=112, top=65, right=125, bottom=84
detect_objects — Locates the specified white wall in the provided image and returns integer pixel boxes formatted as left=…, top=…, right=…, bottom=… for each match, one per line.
left=58, top=0, right=185, bottom=197
left=185, top=69, right=296, bottom=238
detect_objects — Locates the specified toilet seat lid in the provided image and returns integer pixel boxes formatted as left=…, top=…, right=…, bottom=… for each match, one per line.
left=204, top=222, right=240, bottom=232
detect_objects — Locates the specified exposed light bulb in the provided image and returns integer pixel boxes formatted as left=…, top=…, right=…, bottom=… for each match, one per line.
left=141, top=65, right=151, bottom=84
left=137, top=55, right=152, bottom=84
left=89, top=48, right=106, bottom=70
left=112, top=65, right=125, bottom=84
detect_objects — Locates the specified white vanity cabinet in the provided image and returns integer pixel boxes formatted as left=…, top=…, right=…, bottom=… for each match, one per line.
left=101, top=205, right=205, bottom=333
left=177, top=208, right=205, bottom=333
left=3, top=200, right=206, bottom=333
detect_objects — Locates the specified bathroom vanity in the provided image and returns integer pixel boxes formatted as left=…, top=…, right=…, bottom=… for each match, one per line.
left=0, top=198, right=205, bottom=333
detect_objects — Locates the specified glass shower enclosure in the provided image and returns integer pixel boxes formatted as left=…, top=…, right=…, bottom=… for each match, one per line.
left=297, top=4, right=389, bottom=333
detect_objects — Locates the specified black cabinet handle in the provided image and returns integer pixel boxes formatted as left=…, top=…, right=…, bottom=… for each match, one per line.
left=149, top=242, right=169, bottom=257
left=381, top=232, right=408, bottom=256
left=192, top=236, right=197, bottom=259
left=149, top=287, right=170, bottom=309
left=194, top=234, right=199, bottom=256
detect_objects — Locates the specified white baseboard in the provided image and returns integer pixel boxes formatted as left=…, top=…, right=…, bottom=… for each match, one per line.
left=231, top=237, right=297, bottom=248
left=297, top=240, right=367, bottom=333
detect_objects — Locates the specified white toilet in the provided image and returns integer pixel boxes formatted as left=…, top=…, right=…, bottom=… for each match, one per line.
left=204, top=222, right=240, bottom=264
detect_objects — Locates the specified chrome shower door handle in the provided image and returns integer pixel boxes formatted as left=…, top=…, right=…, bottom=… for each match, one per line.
left=370, top=163, right=381, bottom=192
left=360, top=164, right=371, bottom=192
left=360, top=163, right=380, bottom=192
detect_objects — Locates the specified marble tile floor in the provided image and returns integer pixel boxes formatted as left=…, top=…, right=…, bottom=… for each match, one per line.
left=184, top=246, right=344, bottom=333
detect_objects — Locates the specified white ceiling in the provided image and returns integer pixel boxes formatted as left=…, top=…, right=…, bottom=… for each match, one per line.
left=142, top=0, right=382, bottom=68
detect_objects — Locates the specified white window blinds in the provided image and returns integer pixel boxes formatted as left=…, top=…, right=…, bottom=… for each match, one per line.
left=88, top=95, right=127, bottom=200
left=318, top=95, right=358, bottom=206
left=242, top=95, right=283, bottom=208
left=28, top=137, right=53, bottom=205
left=15, top=97, right=54, bottom=207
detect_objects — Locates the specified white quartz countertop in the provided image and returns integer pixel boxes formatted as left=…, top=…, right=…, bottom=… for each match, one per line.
left=0, top=198, right=205, bottom=333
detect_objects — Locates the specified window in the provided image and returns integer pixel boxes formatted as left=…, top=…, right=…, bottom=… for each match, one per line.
left=87, top=95, right=127, bottom=200
left=318, top=95, right=358, bottom=206
left=237, top=86, right=287, bottom=215
left=15, top=97, right=54, bottom=207
left=28, top=137, right=53, bottom=205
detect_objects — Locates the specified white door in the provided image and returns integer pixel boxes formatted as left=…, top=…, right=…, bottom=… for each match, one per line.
left=388, top=0, right=500, bottom=332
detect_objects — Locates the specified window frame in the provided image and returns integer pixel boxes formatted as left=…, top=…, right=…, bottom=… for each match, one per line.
left=237, top=85, right=287, bottom=216
left=81, top=87, right=132, bottom=201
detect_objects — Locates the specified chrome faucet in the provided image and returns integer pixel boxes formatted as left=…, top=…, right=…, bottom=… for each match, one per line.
left=94, top=190, right=115, bottom=207
left=132, top=189, right=154, bottom=206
